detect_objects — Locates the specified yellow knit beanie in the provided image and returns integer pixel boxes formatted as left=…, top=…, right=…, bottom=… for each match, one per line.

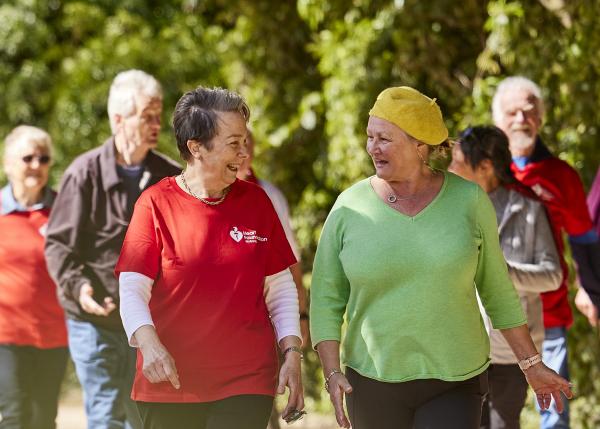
left=369, top=87, right=448, bottom=145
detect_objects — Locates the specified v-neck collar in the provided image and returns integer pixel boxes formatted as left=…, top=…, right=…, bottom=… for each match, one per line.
left=368, top=170, right=448, bottom=221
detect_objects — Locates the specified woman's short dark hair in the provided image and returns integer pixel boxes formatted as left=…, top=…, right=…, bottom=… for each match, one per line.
left=172, top=87, right=250, bottom=161
left=458, top=125, right=514, bottom=185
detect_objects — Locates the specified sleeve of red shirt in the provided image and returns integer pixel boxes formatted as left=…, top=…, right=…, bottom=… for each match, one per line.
left=115, top=193, right=161, bottom=280
left=264, top=195, right=297, bottom=277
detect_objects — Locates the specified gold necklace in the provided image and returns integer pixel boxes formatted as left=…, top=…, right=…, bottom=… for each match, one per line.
left=180, top=172, right=229, bottom=206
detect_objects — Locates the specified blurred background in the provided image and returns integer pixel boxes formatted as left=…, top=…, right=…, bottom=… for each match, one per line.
left=2, top=0, right=600, bottom=427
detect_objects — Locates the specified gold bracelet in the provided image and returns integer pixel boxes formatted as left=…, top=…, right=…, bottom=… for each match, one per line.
left=324, top=368, right=343, bottom=392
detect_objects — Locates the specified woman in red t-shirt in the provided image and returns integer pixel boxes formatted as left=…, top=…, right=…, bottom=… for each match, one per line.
left=116, top=87, right=304, bottom=429
left=0, top=125, right=68, bottom=428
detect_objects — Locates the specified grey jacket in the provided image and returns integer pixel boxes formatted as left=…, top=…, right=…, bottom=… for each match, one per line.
left=45, top=138, right=181, bottom=331
left=486, top=186, right=562, bottom=364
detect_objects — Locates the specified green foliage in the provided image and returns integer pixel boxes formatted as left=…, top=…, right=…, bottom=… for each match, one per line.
left=2, top=1, right=600, bottom=421
left=474, top=2, right=600, bottom=422
left=472, top=0, right=600, bottom=182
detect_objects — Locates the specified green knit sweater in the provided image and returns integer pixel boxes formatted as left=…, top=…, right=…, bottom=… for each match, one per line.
left=310, top=172, right=526, bottom=382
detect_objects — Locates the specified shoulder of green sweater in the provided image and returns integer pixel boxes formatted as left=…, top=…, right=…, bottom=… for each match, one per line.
left=331, top=177, right=371, bottom=209
left=445, top=171, right=481, bottom=202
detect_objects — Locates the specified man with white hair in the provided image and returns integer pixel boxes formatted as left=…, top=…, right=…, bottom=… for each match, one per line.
left=493, top=76, right=600, bottom=429
left=45, top=70, right=180, bottom=429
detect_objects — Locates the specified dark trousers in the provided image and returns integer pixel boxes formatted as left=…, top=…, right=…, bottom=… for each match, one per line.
left=345, top=367, right=488, bottom=429
left=480, top=364, right=528, bottom=429
left=0, top=344, right=68, bottom=429
left=136, top=395, right=273, bottom=429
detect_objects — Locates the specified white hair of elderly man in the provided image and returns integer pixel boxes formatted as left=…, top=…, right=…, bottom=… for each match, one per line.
left=492, top=76, right=545, bottom=124
left=107, top=69, right=163, bottom=133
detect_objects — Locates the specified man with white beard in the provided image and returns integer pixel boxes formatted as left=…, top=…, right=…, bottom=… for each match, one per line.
left=493, top=76, right=600, bottom=429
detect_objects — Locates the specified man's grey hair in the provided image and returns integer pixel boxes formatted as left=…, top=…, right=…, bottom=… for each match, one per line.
left=492, top=76, right=545, bottom=123
left=107, top=70, right=163, bottom=133
left=3, top=125, right=54, bottom=160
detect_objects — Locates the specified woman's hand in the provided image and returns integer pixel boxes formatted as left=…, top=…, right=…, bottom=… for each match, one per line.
left=500, top=324, right=573, bottom=412
left=134, top=325, right=180, bottom=389
left=524, top=363, right=573, bottom=412
left=326, top=372, right=353, bottom=428
left=277, top=337, right=305, bottom=421
left=315, top=340, right=352, bottom=428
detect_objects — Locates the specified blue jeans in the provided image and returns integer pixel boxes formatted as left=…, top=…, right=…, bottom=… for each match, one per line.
left=67, top=319, right=142, bottom=429
left=537, top=326, right=569, bottom=429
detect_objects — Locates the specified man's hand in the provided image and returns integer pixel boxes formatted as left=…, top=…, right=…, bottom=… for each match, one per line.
left=78, top=284, right=116, bottom=316
left=575, top=288, right=598, bottom=327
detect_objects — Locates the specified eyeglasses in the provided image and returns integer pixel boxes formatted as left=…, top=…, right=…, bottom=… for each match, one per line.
left=22, top=154, right=51, bottom=164
left=283, top=409, right=307, bottom=425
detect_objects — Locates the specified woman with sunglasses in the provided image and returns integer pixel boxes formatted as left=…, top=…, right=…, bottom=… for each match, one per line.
left=0, top=125, right=68, bottom=428
left=310, top=88, right=571, bottom=429
left=449, top=125, right=562, bottom=429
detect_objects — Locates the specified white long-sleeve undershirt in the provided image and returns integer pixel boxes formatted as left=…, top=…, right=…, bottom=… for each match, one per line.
left=119, top=269, right=301, bottom=347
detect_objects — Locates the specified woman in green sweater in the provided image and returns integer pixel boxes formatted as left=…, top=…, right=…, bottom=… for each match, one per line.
left=309, top=87, right=572, bottom=429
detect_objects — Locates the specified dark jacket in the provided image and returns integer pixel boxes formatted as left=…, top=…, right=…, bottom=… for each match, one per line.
left=45, top=138, right=181, bottom=331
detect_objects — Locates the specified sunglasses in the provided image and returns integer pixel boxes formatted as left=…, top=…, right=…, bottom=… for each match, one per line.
left=22, top=154, right=51, bottom=164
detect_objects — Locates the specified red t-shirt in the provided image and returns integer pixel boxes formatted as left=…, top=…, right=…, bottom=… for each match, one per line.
left=0, top=207, right=68, bottom=348
left=512, top=157, right=593, bottom=328
left=115, top=177, right=296, bottom=402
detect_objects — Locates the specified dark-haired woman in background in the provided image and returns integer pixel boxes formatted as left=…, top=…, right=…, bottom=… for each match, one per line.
left=449, top=125, right=562, bottom=429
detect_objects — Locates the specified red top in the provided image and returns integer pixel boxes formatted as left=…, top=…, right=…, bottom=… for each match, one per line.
left=512, top=155, right=593, bottom=328
left=0, top=197, right=68, bottom=349
left=115, top=177, right=296, bottom=402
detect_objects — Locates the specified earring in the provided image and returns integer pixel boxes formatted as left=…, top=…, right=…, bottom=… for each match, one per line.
left=415, top=145, right=435, bottom=172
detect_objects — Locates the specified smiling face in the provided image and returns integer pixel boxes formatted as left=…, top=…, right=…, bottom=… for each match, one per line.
left=366, top=116, right=424, bottom=181
left=4, top=137, right=51, bottom=193
left=194, top=111, right=249, bottom=189
left=494, top=87, right=542, bottom=154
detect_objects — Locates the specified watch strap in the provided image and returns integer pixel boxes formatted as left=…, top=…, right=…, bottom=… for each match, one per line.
left=518, top=353, right=542, bottom=371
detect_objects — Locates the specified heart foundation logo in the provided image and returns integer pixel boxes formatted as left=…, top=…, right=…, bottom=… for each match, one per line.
left=229, top=227, right=243, bottom=242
